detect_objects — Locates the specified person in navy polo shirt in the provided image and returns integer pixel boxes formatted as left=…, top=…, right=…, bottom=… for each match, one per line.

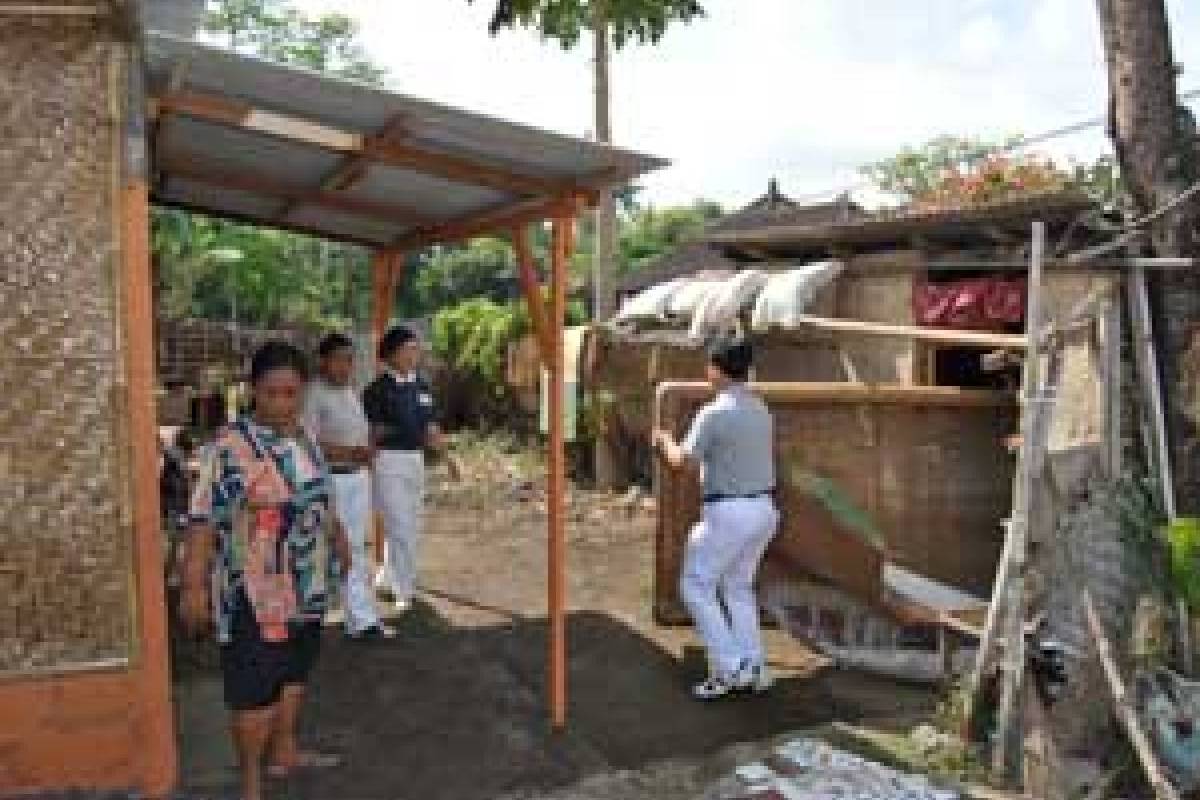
left=363, top=326, right=452, bottom=611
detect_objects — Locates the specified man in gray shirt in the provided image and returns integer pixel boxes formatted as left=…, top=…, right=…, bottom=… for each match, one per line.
left=304, top=333, right=389, bottom=639
left=654, top=335, right=779, bottom=700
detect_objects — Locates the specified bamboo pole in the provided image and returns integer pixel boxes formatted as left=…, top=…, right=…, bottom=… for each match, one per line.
left=990, top=221, right=1046, bottom=779
left=548, top=215, right=571, bottom=730
left=1083, top=590, right=1183, bottom=800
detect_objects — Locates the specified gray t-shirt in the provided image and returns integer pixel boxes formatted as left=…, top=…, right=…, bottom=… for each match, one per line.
left=682, top=385, right=775, bottom=498
left=303, top=379, right=369, bottom=465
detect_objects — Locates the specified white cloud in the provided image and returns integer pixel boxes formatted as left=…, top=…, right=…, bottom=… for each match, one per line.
left=294, top=0, right=1200, bottom=209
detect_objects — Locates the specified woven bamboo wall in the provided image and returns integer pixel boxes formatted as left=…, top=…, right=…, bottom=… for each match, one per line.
left=0, top=18, right=133, bottom=671
left=654, top=383, right=1016, bottom=623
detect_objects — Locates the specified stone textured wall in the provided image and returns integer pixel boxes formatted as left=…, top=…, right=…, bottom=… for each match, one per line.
left=0, top=16, right=133, bottom=672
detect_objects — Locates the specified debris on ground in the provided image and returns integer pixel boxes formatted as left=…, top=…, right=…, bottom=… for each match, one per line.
left=701, top=738, right=961, bottom=800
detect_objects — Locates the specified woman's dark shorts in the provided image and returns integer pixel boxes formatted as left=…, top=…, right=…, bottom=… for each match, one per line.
left=220, top=592, right=323, bottom=712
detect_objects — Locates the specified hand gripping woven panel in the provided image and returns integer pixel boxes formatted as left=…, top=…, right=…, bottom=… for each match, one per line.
left=0, top=18, right=134, bottom=671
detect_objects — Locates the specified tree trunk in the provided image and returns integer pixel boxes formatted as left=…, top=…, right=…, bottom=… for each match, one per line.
left=1098, top=0, right=1200, bottom=511
left=592, top=2, right=620, bottom=489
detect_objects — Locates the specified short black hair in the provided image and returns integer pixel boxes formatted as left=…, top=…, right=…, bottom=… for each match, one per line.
left=378, top=326, right=417, bottom=360
left=706, top=334, right=753, bottom=381
left=318, top=332, right=354, bottom=358
left=250, top=340, right=310, bottom=385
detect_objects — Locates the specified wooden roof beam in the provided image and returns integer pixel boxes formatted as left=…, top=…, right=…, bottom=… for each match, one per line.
left=393, top=193, right=591, bottom=251
left=159, top=152, right=434, bottom=227
left=151, top=90, right=601, bottom=198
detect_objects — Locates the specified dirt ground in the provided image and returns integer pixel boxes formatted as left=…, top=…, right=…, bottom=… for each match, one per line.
left=171, top=440, right=938, bottom=800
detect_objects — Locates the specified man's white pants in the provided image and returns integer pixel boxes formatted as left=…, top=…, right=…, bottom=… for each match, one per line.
left=680, top=497, right=779, bottom=678
left=373, top=450, right=425, bottom=603
left=333, top=469, right=379, bottom=634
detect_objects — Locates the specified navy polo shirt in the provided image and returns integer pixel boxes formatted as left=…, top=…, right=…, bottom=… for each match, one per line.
left=362, top=371, right=438, bottom=451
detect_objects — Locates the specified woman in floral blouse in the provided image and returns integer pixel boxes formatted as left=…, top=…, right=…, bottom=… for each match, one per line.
left=182, top=341, right=349, bottom=800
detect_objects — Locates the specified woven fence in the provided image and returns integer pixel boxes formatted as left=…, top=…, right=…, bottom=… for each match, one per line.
left=0, top=18, right=133, bottom=672
left=654, top=382, right=1017, bottom=624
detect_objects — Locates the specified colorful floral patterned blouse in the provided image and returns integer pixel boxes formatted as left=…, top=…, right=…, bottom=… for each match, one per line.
left=189, top=416, right=338, bottom=643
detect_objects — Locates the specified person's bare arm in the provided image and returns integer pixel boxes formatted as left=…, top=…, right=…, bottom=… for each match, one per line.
left=180, top=522, right=215, bottom=636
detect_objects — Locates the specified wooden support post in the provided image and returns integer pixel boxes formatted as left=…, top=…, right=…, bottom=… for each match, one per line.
left=369, top=249, right=404, bottom=568
left=988, top=222, right=1048, bottom=780
left=122, top=179, right=178, bottom=797
left=548, top=214, right=571, bottom=730
left=511, top=225, right=554, bottom=366
left=370, top=249, right=404, bottom=351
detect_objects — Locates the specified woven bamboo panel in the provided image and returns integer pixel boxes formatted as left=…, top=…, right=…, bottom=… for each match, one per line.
left=0, top=19, right=133, bottom=671
left=654, top=383, right=1016, bottom=624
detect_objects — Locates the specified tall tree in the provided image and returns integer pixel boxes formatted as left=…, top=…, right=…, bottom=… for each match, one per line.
left=471, top=0, right=704, bottom=320
left=473, top=0, right=704, bottom=487
left=1095, top=0, right=1200, bottom=510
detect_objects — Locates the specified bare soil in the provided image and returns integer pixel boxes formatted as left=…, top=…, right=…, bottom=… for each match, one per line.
left=169, top=442, right=938, bottom=800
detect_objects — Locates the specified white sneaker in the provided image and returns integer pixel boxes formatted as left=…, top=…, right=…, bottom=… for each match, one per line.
left=737, top=662, right=773, bottom=694
left=692, top=674, right=739, bottom=701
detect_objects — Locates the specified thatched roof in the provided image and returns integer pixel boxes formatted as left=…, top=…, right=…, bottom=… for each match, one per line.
left=618, top=180, right=862, bottom=294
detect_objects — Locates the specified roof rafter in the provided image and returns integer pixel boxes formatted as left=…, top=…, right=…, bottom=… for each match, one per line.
left=150, top=90, right=594, bottom=198
left=392, top=192, right=592, bottom=251
left=158, top=151, right=434, bottom=228
left=275, top=114, right=408, bottom=222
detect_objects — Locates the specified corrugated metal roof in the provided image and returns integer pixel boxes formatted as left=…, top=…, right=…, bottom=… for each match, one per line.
left=706, top=189, right=1095, bottom=259
left=143, top=32, right=667, bottom=249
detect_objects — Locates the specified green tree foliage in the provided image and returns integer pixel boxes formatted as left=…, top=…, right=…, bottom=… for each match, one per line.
left=204, top=0, right=386, bottom=84
left=153, top=208, right=371, bottom=328
left=153, top=0, right=385, bottom=331
left=860, top=135, right=1125, bottom=207
left=476, top=0, right=704, bottom=48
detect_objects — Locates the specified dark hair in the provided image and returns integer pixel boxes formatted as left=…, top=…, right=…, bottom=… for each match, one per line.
left=378, top=326, right=417, bottom=360
left=318, top=332, right=354, bottom=358
left=706, top=334, right=753, bottom=381
left=250, top=340, right=310, bottom=385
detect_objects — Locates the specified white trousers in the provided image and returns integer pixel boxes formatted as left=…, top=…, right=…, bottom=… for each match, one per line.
left=333, top=469, right=379, bottom=634
left=373, top=450, right=425, bottom=603
left=680, top=497, right=779, bottom=677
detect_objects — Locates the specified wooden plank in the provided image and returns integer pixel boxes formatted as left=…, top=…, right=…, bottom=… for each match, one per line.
left=152, top=90, right=594, bottom=198
left=1083, top=590, right=1183, bottom=800
left=0, top=4, right=107, bottom=14
left=392, top=193, right=592, bottom=251
left=777, top=315, right=1029, bottom=350
left=659, top=380, right=1014, bottom=408
left=991, top=221, right=1047, bottom=779
left=511, top=225, right=553, bottom=367
left=547, top=215, right=571, bottom=730
left=1128, top=266, right=1177, bottom=518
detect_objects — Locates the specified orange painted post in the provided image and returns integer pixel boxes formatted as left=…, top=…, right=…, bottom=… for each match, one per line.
left=369, top=249, right=405, bottom=567
left=122, top=180, right=178, bottom=797
left=548, top=214, right=570, bottom=730
left=511, top=225, right=553, bottom=366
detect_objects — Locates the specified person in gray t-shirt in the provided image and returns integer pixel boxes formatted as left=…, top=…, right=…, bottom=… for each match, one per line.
left=653, top=335, right=779, bottom=700
left=303, top=333, right=389, bottom=640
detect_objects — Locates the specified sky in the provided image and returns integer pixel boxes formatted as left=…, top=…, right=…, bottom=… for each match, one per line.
left=292, top=0, right=1200, bottom=209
